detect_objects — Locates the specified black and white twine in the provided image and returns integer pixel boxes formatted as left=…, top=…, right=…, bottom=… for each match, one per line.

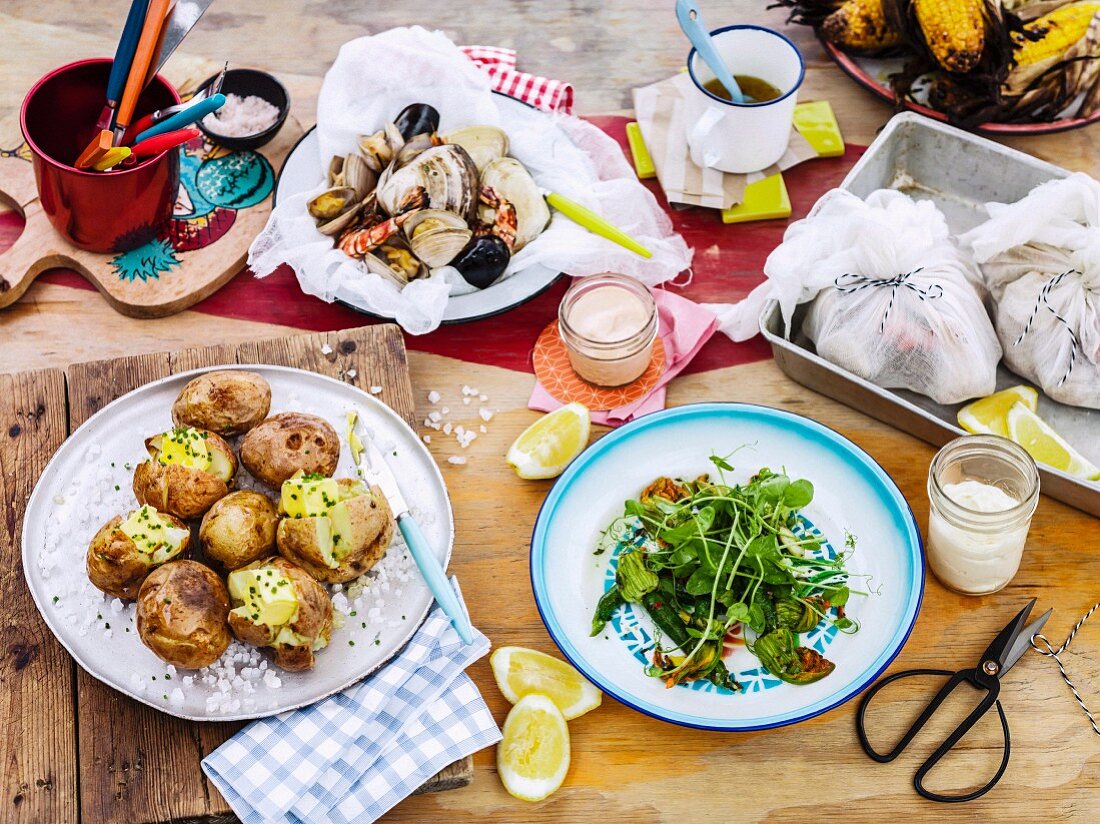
left=1031, top=601, right=1100, bottom=738
left=1013, top=269, right=1081, bottom=388
left=833, top=269, right=943, bottom=333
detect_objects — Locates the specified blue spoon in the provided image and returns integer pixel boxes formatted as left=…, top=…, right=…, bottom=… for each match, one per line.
left=675, top=0, right=749, bottom=104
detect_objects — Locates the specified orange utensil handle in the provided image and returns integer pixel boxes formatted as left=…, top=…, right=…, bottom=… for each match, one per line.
left=115, top=0, right=172, bottom=131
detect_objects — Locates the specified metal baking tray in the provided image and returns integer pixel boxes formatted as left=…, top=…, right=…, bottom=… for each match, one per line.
left=761, top=112, right=1100, bottom=517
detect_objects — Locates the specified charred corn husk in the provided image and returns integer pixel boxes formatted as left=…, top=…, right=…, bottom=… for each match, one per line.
left=913, top=0, right=987, bottom=73
left=1011, top=2, right=1100, bottom=66
left=822, top=0, right=903, bottom=50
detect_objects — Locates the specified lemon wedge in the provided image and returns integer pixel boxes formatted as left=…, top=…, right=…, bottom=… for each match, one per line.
left=957, top=386, right=1039, bottom=437
left=497, top=694, right=571, bottom=802
left=506, top=403, right=590, bottom=480
left=491, top=646, right=602, bottom=720
left=1006, top=402, right=1100, bottom=480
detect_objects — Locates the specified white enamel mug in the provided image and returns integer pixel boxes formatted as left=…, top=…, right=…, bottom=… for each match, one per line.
left=684, top=25, right=805, bottom=174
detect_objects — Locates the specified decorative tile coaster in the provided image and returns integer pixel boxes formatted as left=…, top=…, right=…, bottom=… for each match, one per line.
left=533, top=320, right=666, bottom=409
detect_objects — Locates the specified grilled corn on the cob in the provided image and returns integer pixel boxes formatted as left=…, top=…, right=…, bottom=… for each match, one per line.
left=822, top=0, right=902, bottom=50
left=913, top=0, right=987, bottom=73
left=1012, top=2, right=1100, bottom=66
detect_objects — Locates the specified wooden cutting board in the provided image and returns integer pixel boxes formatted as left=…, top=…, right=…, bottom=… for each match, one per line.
left=0, top=323, right=473, bottom=824
left=0, top=115, right=302, bottom=319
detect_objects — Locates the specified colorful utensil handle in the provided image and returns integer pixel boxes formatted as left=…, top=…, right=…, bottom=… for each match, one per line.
left=545, top=191, right=653, bottom=258
left=132, top=93, right=224, bottom=144
left=106, top=0, right=150, bottom=105
left=396, top=514, right=474, bottom=644
left=132, top=127, right=199, bottom=157
left=115, top=0, right=172, bottom=130
left=675, top=0, right=745, bottom=104
left=92, top=147, right=132, bottom=171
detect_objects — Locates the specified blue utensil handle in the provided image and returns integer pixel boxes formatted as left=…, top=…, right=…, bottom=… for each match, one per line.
left=674, top=0, right=745, bottom=104
left=397, top=514, right=474, bottom=644
left=132, top=93, right=225, bottom=145
left=106, top=0, right=151, bottom=104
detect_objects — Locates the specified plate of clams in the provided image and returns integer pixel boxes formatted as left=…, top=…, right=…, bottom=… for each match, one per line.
left=276, top=94, right=564, bottom=323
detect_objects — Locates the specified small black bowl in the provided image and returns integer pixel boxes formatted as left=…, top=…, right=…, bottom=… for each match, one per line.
left=196, top=68, right=289, bottom=151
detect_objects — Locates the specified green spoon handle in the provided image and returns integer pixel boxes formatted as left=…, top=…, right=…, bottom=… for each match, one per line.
left=544, top=191, right=653, bottom=259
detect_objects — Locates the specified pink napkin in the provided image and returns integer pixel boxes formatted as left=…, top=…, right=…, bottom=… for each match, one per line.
left=529, top=288, right=719, bottom=426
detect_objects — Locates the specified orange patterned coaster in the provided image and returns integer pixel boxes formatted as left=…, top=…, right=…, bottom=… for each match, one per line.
left=533, top=320, right=667, bottom=409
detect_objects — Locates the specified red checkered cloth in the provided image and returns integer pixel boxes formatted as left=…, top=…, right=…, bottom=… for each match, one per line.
left=460, top=45, right=574, bottom=114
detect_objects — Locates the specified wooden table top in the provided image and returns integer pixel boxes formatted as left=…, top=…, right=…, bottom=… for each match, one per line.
left=3, top=2, right=1100, bottom=822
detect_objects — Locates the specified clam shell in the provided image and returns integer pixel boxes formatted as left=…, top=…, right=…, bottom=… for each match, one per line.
left=479, top=157, right=550, bottom=251
left=308, top=187, right=358, bottom=221
left=376, top=144, right=479, bottom=222
left=403, top=210, right=472, bottom=268
left=363, top=242, right=425, bottom=286
left=395, top=133, right=435, bottom=167
left=444, top=125, right=509, bottom=171
left=343, top=152, right=377, bottom=199
left=327, top=155, right=345, bottom=187
left=316, top=201, right=362, bottom=236
left=358, top=130, right=392, bottom=170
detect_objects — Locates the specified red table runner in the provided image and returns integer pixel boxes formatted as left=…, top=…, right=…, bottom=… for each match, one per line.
left=2, top=115, right=863, bottom=375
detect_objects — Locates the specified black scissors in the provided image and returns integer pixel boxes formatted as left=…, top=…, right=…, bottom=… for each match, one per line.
left=856, top=599, right=1051, bottom=803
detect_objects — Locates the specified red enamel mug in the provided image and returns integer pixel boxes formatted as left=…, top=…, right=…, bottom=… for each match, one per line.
left=20, top=59, right=181, bottom=253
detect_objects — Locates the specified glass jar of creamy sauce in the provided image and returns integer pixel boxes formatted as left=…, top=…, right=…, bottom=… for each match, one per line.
left=558, top=274, right=659, bottom=387
left=926, top=435, right=1040, bottom=596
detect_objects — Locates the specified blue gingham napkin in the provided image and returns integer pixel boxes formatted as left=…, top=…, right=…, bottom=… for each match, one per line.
left=202, top=582, right=499, bottom=824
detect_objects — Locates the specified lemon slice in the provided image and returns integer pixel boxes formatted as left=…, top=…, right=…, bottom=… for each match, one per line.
left=1006, top=402, right=1100, bottom=480
left=958, top=386, right=1039, bottom=437
left=497, top=694, right=571, bottom=802
left=491, top=646, right=602, bottom=720
left=506, top=403, right=590, bottom=480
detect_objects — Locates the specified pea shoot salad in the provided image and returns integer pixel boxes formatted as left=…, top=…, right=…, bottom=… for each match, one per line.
left=590, top=457, right=863, bottom=692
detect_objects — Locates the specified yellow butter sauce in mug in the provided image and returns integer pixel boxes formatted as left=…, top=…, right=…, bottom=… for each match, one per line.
left=702, top=75, right=781, bottom=103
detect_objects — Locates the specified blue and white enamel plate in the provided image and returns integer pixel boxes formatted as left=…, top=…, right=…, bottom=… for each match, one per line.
left=530, top=403, right=924, bottom=732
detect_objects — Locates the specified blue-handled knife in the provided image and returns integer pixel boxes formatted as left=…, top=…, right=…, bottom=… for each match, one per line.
left=131, top=92, right=225, bottom=145
left=357, top=427, right=473, bottom=645
left=96, top=0, right=150, bottom=132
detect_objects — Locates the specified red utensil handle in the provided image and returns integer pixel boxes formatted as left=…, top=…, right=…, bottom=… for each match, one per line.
left=132, top=127, right=200, bottom=157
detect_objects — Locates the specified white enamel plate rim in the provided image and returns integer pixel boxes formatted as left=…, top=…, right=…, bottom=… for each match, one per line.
left=274, top=95, right=562, bottom=324
left=530, top=402, right=926, bottom=732
left=21, top=364, right=454, bottom=721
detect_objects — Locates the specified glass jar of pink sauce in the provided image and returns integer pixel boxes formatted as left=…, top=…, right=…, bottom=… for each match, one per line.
left=558, top=274, right=659, bottom=387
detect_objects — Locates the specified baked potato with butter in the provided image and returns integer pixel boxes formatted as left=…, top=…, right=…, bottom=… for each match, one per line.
left=276, top=472, right=395, bottom=583
left=227, top=556, right=333, bottom=671
left=199, top=490, right=279, bottom=572
left=240, top=412, right=340, bottom=489
left=172, top=370, right=272, bottom=437
left=136, top=560, right=232, bottom=669
left=86, top=505, right=191, bottom=600
left=133, top=426, right=237, bottom=520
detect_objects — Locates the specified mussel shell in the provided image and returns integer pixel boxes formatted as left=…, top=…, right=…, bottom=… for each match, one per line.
left=376, top=144, right=479, bottom=222
left=451, top=235, right=511, bottom=290
left=444, top=125, right=509, bottom=172
left=479, top=157, right=550, bottom=252
left=308, top=186, right=358, bottom=221
left=394, top=103, right=441, bottom=141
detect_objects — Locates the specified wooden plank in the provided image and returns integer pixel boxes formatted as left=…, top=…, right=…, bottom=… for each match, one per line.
left=66, top=351, right=220, bottom=824
left=62, top=330, right=467, bottom=823
left=236, top=325, right=419, bottom=430
left=0, top=368, right=77, bottom=823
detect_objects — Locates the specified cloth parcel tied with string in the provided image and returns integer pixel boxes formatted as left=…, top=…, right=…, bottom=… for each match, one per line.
left=961, top=173, right=1100, bottom=409
left=708, top=189, right=1001, bottom=405
left=248, top=26, right=691, bottom=335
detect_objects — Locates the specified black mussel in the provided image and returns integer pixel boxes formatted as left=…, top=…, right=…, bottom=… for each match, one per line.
left=394, top=103, right=440, bottom=141
left=451, top=235, right=510, bottom=290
